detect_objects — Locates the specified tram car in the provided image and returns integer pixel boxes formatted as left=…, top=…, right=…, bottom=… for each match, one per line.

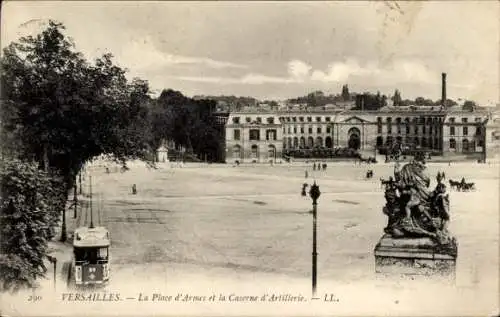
left=72, top=226, right=111, bottom=286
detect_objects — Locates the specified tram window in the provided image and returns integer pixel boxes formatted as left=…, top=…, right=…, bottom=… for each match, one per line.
left=74, top=247, right=108, bottom=263
left=98, top=248, right=108, bottom=259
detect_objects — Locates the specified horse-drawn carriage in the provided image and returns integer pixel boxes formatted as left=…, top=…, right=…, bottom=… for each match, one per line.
left=449, top=179, right=476, bottom=191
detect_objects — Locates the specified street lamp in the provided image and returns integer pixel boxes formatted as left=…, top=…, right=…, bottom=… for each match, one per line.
left=309, top=181, right=321, bottom=297
left=47, top=255, right=57, bottom=291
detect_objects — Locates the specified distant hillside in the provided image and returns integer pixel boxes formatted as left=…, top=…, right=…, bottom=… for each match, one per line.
left=193, top=95, right=260, bottom=111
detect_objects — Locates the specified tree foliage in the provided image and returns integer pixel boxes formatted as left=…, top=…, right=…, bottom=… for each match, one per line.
left=392, top=89, right=402, bottom=106
left=152, top=89, right=222, bottom=162
left=0, top=159, right=66, bottom=292
left=341, top=84, right=350, bottom=101
left=1, top=20, right=154, bottom=188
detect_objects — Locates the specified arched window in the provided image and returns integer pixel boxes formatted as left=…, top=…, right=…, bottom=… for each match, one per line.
left=462, top=139, right=469, bottom=153
left=315, top=136, right=323, bottom=147
left=325, top=136, right=333, bottom=148
left=268, top=145, right=276, bottom=159
left=251, top=145, right=259, bottom=158
left=307, top=136, right=314, bottom=148
left=293, top=137, right=299, bottom=148
left=299, top=137, right=306, bottom=148
left=232, top=145, right=241, bottom=159
left=449, top=138, right=456, bottom=149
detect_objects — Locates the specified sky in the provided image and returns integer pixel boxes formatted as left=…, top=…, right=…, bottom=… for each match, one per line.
left=2, top=1, right=499, bottom=104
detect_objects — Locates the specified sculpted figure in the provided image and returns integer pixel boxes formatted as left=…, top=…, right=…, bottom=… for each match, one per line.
left=382, top=157, right=453, bottom=245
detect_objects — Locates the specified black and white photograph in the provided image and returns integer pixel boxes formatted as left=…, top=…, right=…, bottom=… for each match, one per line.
left=1, top=1, right=499, bottom=316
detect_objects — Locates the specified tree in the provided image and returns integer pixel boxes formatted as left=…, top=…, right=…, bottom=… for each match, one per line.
left=1, top=21, right=154, bottom=190
left=393, top=89, right=402, bottom=106
left=0, top=159, right=66, bottom=292
left=153, top=89, right=223, bottom=162
left=463, top=100, right=477, bottom=112
left=341, top=85, right=350, bottom=101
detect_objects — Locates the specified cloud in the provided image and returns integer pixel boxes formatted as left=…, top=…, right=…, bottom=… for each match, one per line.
left=119, top=36, right=248, bottom=71
left=287, top=60, right=312, bottom=80
left=175, top=58, right=439, bottom=86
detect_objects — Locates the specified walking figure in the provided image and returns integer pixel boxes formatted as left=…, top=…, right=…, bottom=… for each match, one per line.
left=301, top=183, right=308, bottom=197
left=313, top=163, right=316, bottom=171
left=305, top=170, right=309, bottom=179
left=132, top=184, right=137, bottom=195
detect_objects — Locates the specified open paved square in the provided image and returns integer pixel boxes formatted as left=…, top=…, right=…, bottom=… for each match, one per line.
left=6, top=161, right=499, bottom=316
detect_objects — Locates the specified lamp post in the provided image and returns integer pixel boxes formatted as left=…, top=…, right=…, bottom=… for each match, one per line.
left=47, top=255, right=57, bottom=291
left=309, top=181, right=321, bottom=297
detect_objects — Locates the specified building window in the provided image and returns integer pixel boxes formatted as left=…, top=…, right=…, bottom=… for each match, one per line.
left=286, top=117, right=291, bottom=122
left=287, top=127, right=291, bottom=133
left=299, top=117, right=304, bottom=122
left=450, top=126, right=455, bottom=136
left=449, top=117, right=455, bottom=123
left=316, top=117, right=321, bottom=122
left=475, top=117, right=482, bottom=122
left=377, top=125, right=382, bottom=134
left=462, top=118, right=468, bottom=123
left=251, top=145, right=258, bottom=158
left=414, top=126, right=418, bottom=134
left=266, top=129, right=277, bottom=141
left=292, top=117, right=297, bottom=122
left=325, top=117, right=331, bottom=122
left=256, top=117, right=262, bottom=123
left=388, top=125, right=392, bottom=134
left=463, top=126, right=468, bottom=136
left=232, top=117, right=240, bottom=124
left=307, top=117, right=312, bottom=122
left=308, top=126, right=313, bottom=134
left=397, top=126, right=401, bottom=134
left=300, top=126, right=305, bottom=134
left=246, top=117, right=251, bottom=123
left=233, top=129, right=240, bottom=140
left=478, top=139, right=484, bottom=147
left=462, top=139, right=469, bottom=152
left=293, top=126, right=297, bottom=134
left=232, top=145, right=241, bottom=159
left=249, top=129, right=260, bottom=141
left=449, top=139, right=456, bottom=149
left=476, top=126, right=482, bottom=136
left=267, top=117, right=274, bottom=124
left=326, top=127, right=331, bottom=133
left=406, top=125, right=410, bottom=134
left=317, top=127, right=322, bottom=133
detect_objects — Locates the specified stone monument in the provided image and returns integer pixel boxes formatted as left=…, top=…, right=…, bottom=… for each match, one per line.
left=374, top=153, right=458, bottom=279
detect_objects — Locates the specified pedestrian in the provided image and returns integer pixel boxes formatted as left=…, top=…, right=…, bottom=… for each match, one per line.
left=313, top=162, right=316, bottom=171
left=305, top=170, right=308, bottom=179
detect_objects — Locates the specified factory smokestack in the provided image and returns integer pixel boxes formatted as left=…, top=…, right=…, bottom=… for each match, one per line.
left=441, top=73, right=447, bottom=107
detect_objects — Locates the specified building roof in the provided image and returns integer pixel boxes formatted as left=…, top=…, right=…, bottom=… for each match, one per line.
left=73, top=226, right=110, bottom=248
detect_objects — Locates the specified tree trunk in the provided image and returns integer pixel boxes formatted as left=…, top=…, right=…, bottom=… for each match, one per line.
left=43, top=144, right=50, bottom=173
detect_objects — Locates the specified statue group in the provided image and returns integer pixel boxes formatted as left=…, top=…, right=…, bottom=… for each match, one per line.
left=382, top=157, right=455, bottom=248
left=375, top=154, right=458, bottom=279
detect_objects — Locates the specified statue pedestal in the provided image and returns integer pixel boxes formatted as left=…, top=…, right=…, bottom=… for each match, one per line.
left=374, top=234, right=457, bottom=279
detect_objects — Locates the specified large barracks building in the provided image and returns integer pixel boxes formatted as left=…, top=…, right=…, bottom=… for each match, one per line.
left=224, top=74, right=498, bottom=163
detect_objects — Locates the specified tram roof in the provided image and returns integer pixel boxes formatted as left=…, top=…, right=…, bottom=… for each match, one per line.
left=73, top=226, right=110, bottom=247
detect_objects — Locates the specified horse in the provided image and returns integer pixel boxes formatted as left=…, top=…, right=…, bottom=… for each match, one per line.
left=448, top=179, right=461, bottom=191
left=461, top=182, right=476, bottom=191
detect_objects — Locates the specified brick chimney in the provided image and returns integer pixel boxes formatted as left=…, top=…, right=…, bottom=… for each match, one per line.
left=441, top=73, right=447, bottom=107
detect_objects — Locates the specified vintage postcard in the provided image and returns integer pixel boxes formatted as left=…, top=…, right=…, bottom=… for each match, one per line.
left=1, top=1, right=499, bottom=316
